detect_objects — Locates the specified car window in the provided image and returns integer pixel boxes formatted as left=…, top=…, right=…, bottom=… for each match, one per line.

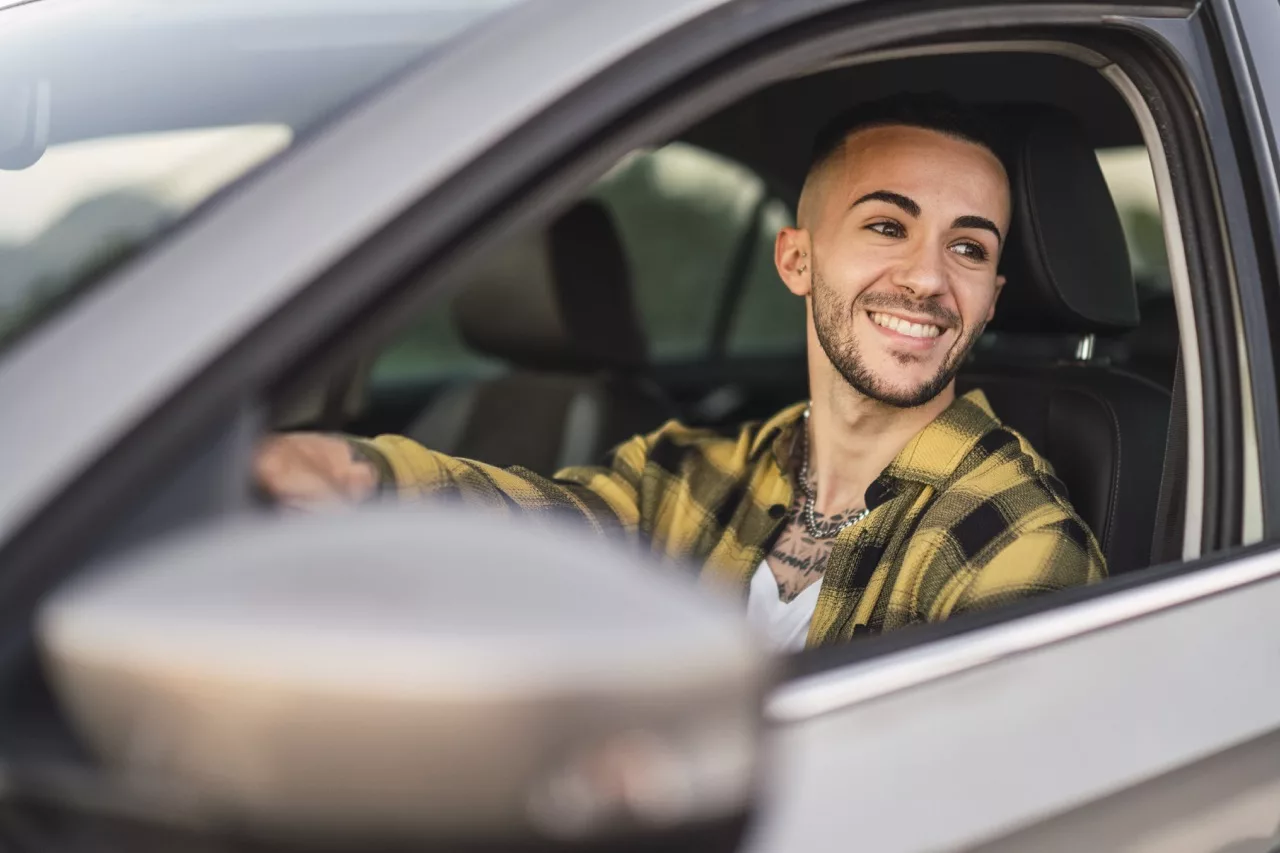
left=371, top=309, right=503, bottom=387
left=1093, top=145, right=1175, bottom=388
left=369, top=142, right=798, bottom=390
left=590, top=143, right=798, bottom=362
left=371, top=144, right=1167, bottom=391
left=1096, top=146, right=1169, bottom=298
left=724, top=197, right=805, bottom=357
left=0, top=0, right=522, bottom=350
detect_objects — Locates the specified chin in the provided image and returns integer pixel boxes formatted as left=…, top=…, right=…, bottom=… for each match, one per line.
left=857, top=367, right=952, bottom=408
left=871, top=365, right=941, bottom=391
left=874, top=387, right=942, bottom=408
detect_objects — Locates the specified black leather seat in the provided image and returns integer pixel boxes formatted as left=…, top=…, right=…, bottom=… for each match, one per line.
left=960, top=107, right=1172, bottom=576
left=406, top=200, right=674, bottom=475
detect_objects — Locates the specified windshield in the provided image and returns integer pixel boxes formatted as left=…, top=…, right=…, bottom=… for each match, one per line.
left=0, top=0, right=521, bottom=349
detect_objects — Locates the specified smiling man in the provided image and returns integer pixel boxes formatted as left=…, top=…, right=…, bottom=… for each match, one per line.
left=255, top=94, right=1106, bottom=650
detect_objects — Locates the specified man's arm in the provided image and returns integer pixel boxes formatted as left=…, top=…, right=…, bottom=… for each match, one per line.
left=935, top=518, right=1107, bottom=619
left=253, top=431, right=648, bottom=536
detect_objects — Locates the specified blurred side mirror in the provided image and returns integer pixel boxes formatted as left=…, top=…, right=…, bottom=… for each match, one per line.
left=0, top=79, right=50, bottom=170
left=37, top=506, right=767, bottom=851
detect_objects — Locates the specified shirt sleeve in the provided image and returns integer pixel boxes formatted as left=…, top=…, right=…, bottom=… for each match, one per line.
left=353, top=432, right=650, bottom=537
left=942, top=518, right=1108, bottom=618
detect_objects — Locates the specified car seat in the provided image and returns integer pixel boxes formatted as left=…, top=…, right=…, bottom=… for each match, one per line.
left=404, top=200, right=674, bottom=475
left=960, top=106, right=1173, bottom=576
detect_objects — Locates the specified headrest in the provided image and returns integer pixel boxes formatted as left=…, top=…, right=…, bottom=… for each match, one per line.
left=992, top=106, right=1139, bottom=335
left=452, top=200, right=647, bottom=372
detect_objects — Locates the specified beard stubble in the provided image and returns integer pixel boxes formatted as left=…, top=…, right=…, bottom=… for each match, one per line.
left=810, top=261, right=984, bottom=409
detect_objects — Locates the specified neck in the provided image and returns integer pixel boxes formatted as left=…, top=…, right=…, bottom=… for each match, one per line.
left=803, top=372, right=955, bottom=514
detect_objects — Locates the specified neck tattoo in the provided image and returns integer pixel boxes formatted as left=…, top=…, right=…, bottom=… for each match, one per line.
left=798, top=405, right=870, bottom=540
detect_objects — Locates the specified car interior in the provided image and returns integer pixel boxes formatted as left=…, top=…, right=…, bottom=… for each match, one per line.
left=283, top=48, right=1182, bottom=605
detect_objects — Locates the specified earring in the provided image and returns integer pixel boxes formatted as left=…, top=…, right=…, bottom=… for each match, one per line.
left=797, top=265, right=807, bottom=274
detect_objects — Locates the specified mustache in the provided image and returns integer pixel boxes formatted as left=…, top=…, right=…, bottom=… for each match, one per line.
left=855, top=292, right=961, bottom=329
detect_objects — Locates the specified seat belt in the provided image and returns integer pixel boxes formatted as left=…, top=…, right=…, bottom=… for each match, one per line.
left=1150, top=354, right=1188, bottom=566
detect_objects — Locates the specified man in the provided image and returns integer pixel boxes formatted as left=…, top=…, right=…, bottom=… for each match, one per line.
left=255, top=94, right=1106, bottom=650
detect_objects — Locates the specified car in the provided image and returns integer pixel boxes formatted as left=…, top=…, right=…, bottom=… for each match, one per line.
left=1, top=0, right=1279, bottom=850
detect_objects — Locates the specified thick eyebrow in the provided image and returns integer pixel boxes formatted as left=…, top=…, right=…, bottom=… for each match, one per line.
left=851, top=190, right=920, bottom=218
left=852, top=191, right=1004, bottom=247
left=951, top=214, right=1003, bottom=246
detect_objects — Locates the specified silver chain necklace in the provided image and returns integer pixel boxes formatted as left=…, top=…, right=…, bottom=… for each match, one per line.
left=798, top=406, right=870, bottom=540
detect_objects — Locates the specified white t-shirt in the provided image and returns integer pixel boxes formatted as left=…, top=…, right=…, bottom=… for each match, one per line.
left=745, top=560, right=821, bottom=651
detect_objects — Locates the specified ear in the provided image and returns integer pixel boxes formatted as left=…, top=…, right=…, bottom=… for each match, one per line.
left=775, top=227, right=813, bottom=296
left=986, top=274, right=1007, bottom=323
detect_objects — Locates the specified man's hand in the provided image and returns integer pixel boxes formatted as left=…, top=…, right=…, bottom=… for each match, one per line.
left=253, top=433, right=381, bottom=508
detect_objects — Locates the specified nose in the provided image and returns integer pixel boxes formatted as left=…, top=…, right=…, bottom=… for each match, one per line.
left=891, top=240, right=947, bottom=299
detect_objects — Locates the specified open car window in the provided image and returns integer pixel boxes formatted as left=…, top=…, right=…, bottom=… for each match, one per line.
left=364, top=138, right=1175, bottom=435
left=369, top=142, right=799, bottom=396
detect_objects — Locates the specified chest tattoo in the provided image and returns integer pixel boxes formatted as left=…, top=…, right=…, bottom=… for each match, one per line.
left=766, top=496, right=855, bottom=603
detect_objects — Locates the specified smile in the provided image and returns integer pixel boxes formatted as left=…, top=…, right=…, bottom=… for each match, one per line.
left=868, top=311, right=943, bottom=339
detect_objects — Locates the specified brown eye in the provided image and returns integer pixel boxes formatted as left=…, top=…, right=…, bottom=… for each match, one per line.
left=868, top=221, right=905, bottom=238
left=950, top=240, right=989, bottom=262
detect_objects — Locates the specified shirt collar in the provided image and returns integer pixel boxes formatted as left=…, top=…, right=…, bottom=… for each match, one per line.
left=758, top=389, right=1001, bottom=497
left=755, top=400, right=809, bottom=466
left=881, top=389, right=1000, bottom=488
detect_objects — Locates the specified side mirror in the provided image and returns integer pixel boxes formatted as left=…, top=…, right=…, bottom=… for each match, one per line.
left=36, top=506, right=767, bottom=851
left=0, top=79, right=51, bottom=170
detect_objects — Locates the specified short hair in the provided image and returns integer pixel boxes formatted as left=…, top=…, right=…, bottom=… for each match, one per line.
left=807, top=92, right=1003, bottom=176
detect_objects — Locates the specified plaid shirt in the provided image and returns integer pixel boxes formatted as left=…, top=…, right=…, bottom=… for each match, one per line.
left=357, top=389, right=1105, bottom=647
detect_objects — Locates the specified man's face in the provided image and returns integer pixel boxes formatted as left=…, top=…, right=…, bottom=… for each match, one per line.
left=796, top=124, right=1010, bottom=408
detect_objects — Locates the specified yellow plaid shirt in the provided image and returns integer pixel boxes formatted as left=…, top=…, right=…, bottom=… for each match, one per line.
left=357, top=389, right=1106, bottom=647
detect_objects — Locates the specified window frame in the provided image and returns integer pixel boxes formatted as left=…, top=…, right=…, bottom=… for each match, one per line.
left=1210, top=0, right=1280, bottom=546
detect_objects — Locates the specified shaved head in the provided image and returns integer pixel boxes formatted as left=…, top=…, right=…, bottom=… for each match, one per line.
left=796, top=152, right=838, bottom=230
left=798, top=93, right=1005, bottom=233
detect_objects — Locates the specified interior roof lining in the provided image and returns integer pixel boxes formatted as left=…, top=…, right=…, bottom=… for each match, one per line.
left=680, top=44, right=1143, bottom=200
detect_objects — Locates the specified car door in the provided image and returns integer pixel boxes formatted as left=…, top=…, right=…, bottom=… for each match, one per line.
left=2, top=1, right=1279, bottom=852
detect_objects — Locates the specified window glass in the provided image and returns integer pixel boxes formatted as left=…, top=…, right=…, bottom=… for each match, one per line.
left=0, top=125, right=292, bottom=342
left=725, top=198, right=804, bottom=356
left=590, top=143, right=774, bottom=362
left=1094, top=145, right=1176, bottom=388
left=1096, top=146, right=1169, bottom=298
left=370, top=308, right=502, bottom=386
left=0, top=0, right=522, bottom=349
left=371, top=142, right=794, bottom=388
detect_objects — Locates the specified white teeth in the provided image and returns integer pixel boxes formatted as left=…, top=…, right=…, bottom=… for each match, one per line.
left=869, top=312, right=941, bottom=339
